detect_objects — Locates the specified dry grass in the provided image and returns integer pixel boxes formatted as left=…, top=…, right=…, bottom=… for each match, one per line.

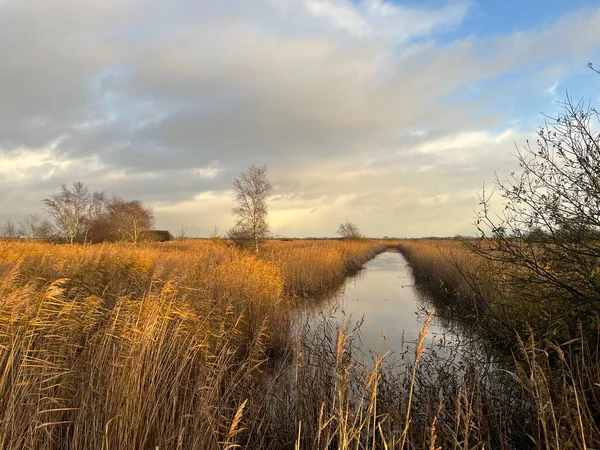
left=263, top=240, right=384, bottom=297
left=0, top=238, right=386, bottom=449
left=291, top=308, right=440, bottom=450
left=393, top=238, right=600, bottom=449
left=3, top=237, right=598, bottom=449
left=395, top=238, right=598, bottom=338
left=394, top=240, right=494, bottom=302
left=395, top=239, right=524, bottom=345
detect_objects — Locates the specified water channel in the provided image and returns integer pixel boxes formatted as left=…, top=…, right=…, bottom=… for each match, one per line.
left=303, top=250, right=450, bottom=362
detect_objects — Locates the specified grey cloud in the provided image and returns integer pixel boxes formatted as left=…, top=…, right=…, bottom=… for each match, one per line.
left=1, top=1, right=600, bottom=236
left=0, top=0, right=139, bottom=149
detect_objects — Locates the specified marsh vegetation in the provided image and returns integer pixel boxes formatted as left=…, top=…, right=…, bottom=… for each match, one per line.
left=1, top=65, right=599, bottom=450
left=1, top=235, right=598, bottom=449
left=0, top=239, right=392, bottom=449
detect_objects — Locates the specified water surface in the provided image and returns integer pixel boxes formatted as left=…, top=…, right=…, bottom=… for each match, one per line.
left=306, top=251, right=446, bottom=359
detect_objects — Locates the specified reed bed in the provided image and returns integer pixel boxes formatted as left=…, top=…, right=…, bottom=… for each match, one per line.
left=394, top=240, right=494, bottom=304
left=263, top=240, right=385, bottom=297
left=0, top=238, right=388, bottom=449
left=394, top=238, right=600, bottom=449
left=395, top=239, right=531, bottom=345
left=3, top=238, right=597, bottom=448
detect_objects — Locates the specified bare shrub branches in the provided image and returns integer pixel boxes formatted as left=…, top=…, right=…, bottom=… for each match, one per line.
left=475, top=96, right=600, bottom=337
left=105, top=197, right=155, bottom=243
left=337, top=221, right=362, bottom=240
left=43, top=181, right=106, bottom=244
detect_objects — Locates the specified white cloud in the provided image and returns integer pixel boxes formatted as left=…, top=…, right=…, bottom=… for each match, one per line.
left=0, top=137, right=72, bottom=181
left=544, top=81, right=560, bottom=96
left=1, top=1, right=600, bottom=236
left=411, top=129, right=517, bottom=156
left=303, top=0, right=368, bottom=36
left=299, top=0, right=468, bottom=42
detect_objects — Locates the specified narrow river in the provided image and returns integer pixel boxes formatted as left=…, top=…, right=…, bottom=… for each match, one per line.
left=305, top=250, right=447, bottom=360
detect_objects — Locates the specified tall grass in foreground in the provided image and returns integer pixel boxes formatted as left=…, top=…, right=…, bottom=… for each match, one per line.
left=394, top=239, right=600, bottom=448
left=291, top=311, right=436, bottom=450
left=0, top=240, right=288, bottom=449
left=290, top=305, right=600, bottom=449
left=3, top=238, right=597, bottom=448
left=0, top=239, right=385, bottom=449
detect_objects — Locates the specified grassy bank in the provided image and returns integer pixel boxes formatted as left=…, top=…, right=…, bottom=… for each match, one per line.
left=263, top=240, right=384, bottom=297
left=395, top=239, right=600, bottom=448
left=4, top=238, right=597, bottom=449
left=0, top=239, right=385, bottom=449
left=395, top=239, right=599, bottom=339
left=394, top=240, right=504, bottom=334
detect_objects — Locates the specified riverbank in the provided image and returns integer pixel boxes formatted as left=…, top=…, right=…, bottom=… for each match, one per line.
left=395, top=238, right=600, bottom=449
left=3, top=238, right=597, bottom=449
left=0, top=239, right=387, bottom=449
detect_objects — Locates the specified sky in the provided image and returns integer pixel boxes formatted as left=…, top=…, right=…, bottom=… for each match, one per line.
left=1, top=0, right=600, bottom=238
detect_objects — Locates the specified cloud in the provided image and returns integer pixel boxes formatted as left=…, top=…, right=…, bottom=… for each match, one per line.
left=297, top=0, right=468, bottom=42
left=1, top=0, right=600, bottom=236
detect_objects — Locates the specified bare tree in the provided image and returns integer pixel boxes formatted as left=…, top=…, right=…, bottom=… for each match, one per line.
left=475, top=94, right=600, bottom=337
left=0, top=220, right=18, bottom=238
left=105, top=197, right=155, bottom=243
left=43, top=182, right=105, bottom=244
left=177, top=223, right=189, bottom=241
left=19, top=213, right=55, bottom=240
left=229, top=165, right=272, bottom=252
left=337, top=220, right=362, bottom=240
left=84, top=191, right=107, bottom=242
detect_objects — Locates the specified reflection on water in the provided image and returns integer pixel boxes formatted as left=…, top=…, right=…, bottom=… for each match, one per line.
left=302, top=251, right=447, bottom=360
left=274, top=252, right=525, bottom=448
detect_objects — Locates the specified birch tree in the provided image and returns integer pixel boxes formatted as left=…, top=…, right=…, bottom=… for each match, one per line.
left=43, top=182, right=105, bottom=244
left=229, top=165, right=272, bottom=252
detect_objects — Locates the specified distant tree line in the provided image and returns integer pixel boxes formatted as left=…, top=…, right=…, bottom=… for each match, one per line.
left=1, top=181, right=155, bottom=244
left=3, top=169, right=367, bottom=246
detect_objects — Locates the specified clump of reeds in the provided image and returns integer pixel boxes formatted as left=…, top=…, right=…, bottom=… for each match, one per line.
left=393, top=239, right=600, bottom=448
left=507, top=324, right=600, bottom=449
left=264, top=240, right=385, bottom=298
left=289, top=309, right=440, bottom=449
left=395, top=240, right=497, bottom=305
left=7, top=237, right=599, bottom=449
left=0, top=238, right=386, bottom=449
left=395, top=239, right=521, bottom=348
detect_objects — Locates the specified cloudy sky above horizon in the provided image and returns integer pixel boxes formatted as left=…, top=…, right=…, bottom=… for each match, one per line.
left=2, top=0, right=600, bottom=237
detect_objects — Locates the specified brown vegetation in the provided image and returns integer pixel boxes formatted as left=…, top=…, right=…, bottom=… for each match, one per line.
left=395, top=238, right=600, bottom=449
left=263, top=239, right=382, bottom=297
left=394, top=240, right=501, bottom=327
left=0, top=239, right=386, bottom=449
left=2, top=236, right=598, bottom=449
left=2, top=181, right=158, bottom=244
